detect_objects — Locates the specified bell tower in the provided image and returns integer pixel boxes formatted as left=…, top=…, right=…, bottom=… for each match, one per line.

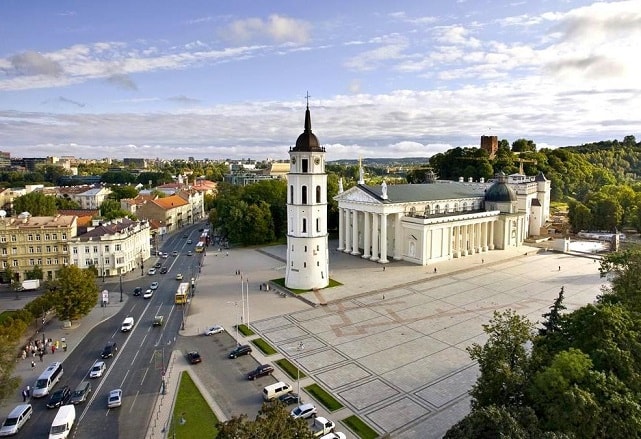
left=285, top=96, right=329, bottom=290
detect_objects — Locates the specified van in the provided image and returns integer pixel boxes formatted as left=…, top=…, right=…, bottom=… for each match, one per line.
left=48, top=404, right=75, bottom=439
left=121, top=317, right=134, bottom=332
left=32, top=362, right=64, bottom=398
left=0, top=404, right=32, bottom=436
left=262, top=381, right=293, bottom=401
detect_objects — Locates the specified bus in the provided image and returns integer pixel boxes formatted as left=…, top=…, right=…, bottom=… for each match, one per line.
left=175, top=282, right=189, bottom=304
left=195, top=242, right=205, bottom=253
left=32, top=362, right=64, bottom=398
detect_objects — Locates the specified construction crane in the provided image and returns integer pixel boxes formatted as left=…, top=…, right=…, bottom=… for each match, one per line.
left=517, top=158, right=537, bottom=174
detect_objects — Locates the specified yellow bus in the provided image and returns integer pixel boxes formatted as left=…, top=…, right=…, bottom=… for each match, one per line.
left=175, top=282, right=189, bottom=304
left=195, top=242, right=205, bottom=253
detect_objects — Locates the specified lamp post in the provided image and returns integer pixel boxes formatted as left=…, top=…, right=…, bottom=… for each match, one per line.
left=119, top=274, right=123, bottom=302
left=285, top=342, right=305, bottom=405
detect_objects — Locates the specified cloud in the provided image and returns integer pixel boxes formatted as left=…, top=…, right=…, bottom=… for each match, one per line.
left=167, top=95, right=201, bottom=105
left=41, top=96, right=86, bottom=108
left=105, top=73, right=138, bottom=90
left=6, top=51, right=64, bottom=77
left=344, top=34, right=409, bottom=71
left=221, top=14, right=311, bottom=45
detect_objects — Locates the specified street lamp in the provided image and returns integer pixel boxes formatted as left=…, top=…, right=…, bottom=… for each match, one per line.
left=119, top=274, right=123, bottom=302
left=285, top=342, right=305, bottom=405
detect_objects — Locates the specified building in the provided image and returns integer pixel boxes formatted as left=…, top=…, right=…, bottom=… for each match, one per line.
left=285, top=103, right=329, bottom=290
left=0, top=151, right=10, bottom=169
left=480, top=135, right=498, bottom=159
left=0, top=213, right=76, bottom=282
left=134, top=194, right=191, bottom=232
left=334, top=171, right=551, bottom=266
left=68, top=218, right=151, bottom=277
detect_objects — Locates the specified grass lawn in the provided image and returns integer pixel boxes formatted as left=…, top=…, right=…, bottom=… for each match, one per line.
left=168, top=371, right=219, bottom=438
left=272, top=277, right=343, bottom=294
left=342, top=415, right=379, bottom=439
left=238, top=323, right=255, bottom=336
left=304, top=383, right=343, bottom=411
left=0, top=311, right=16, bottom=325
left=251, top=338, right=278, bottom=355
left=275, top=358, right=307, bottom=380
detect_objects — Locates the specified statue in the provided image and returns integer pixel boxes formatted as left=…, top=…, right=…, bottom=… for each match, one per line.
left=381, top=180, right=388, bottom=199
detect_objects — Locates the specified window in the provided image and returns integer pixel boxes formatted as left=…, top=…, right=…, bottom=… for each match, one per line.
left=302, top=186, right=308, bottom=204
left=61, top=233, right=66, bottom=239
left=1, top=248, right=6, bottom=255
left=105, top=258, right=110, bottom=265
left=36, top=246, right=42, bottom=253
left=424, top=206, right=430, bottom=216
left=115, top=244, right=121, bottom=251
left=304, top=246, right=307, bottom=252
left=290, top=186, right=294, bottom=203
left=52, top=234, right=57, bottom=240
left=27, top=234, right=33, bottom=241
left=302, top=218, right=307, bottom=233
left=302, top=159, right=308, bottom=173
left=1, top=261, right=6, bottom=268
left=12, top=260, right=18, bottom=267
left=317, top=261, right=320, bottom=266
left=46, top=246, right=51, bottom=252
left=316, top=218, right=320, bottom=232
left=10, top=235, right=16, bottom=242
left=93, top=258, right=98, bottom=265
left=73, top=248, right=78, bottom=254
left=11, top=247, right=17, bottom=255
left=28, top=246, right=35, bottom=254
left=303, top=262, right=306, bottom=268
left=104, top=245, right=110, bottom=252
left=47, top=258, right=52, bottom=265
left=36, top=234, right=41, bottom=241
left=316, top=186, right=321, bottom=203
left=85, top=258, right=93, bottom=266
left=29, top=259, right=35, bottom=266
left=73, top=259, right=78, bottom=266
left=93, top=246, right=98, bottom=253
left=45, top=234, right=50, bottom=240
left=0, top=236, right=5, bottom=243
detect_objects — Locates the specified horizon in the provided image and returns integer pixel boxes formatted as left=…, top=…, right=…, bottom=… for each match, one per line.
left=1, top=1, right=639, bottom=161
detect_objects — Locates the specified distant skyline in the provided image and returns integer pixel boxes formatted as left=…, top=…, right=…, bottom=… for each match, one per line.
left=1, top=1, right=639, bottom=161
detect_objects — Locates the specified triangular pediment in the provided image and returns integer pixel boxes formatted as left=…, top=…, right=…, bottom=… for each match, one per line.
left=334, top=186, right=381, bottom=204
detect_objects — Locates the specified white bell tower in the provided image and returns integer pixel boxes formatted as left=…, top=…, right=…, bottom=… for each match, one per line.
left=285, top=98, right=329, bottom=290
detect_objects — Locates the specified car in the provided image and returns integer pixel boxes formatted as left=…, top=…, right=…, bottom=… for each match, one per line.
left=69, top=381, right=92, bottom=405
left=183, top=234, right=188, bottom=238
left=247, top=364, right=274, bottom=380
left=89, top=361, right=106, bottom=378
left=186, top=251, right=193, bottom=256
left=290, top=403, right=317, bottom=419
left=154, top=262, right=162, bottom=268
left=159, top=267, right=168, bottom=274
left=150, top=282, right=159, bottom=290
left=175, top=273, right=183, bottom=280
left=319, top=433, right=347, bottom=439
left=147, top=268, right=157, bottom=275
left=101, top=341, right=118, bottom=358
left=107, top=389, right=122, bottom=408
left=46, top=386, right=71, bottom=409
left=186, top=351, right=202, bottom=364
left=204, top=325, right=224, bottom=335
left=161, top=252, right=169, bottom=259
left=133, top=287, right=142, bottom=296
left=121, top=317, right=135, bottom=332
left=153, top=315, right=164, bottom=326
left=172, top=251, right=178, bottom=257
left=143, top=289, right=153, bottom=299
left=187, top=239, right=193, bottom=244
left=278, top=392, right=302, bottom=406
left=228, top=344, right=252, bottom=359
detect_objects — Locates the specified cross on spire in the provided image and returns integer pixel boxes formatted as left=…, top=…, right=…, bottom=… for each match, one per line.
left=305, top=91, right=311, bottom=107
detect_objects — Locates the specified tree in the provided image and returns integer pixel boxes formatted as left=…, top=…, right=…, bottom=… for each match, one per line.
left=109, top=185, right=138, bottom=200
left=539, top=287, right=567, bottom=336
left=99, top=199, right=132, bottom=220
left=445, top=405, right=547, bottom=439
left=467, top=310, right=535, bottom=408
left=598, top=247, right=641, bottom=312
left=55, top=197, right=81, bottom=210
left=512, top=139, right=537, bottom=153
left=24, top=265, right=43, bottom=281
left=216, top=402, right=313, bottom=438
left=12, top=192, right=57, bottom=216
left=567, top=200, right=592, bottom=232
left=49, top=265, right=98, bottom=323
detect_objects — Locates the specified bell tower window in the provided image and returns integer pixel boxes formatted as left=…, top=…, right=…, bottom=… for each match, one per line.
left=302, top=186, right=308, bottom=204
left=302, top=159, right=309, bottom=173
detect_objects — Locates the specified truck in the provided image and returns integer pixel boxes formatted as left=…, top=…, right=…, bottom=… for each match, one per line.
left=21, top=279, right=40, bottom=291
left=175, top=282, right=189, bottom=304
left=311, top=417, right=335, bottom=438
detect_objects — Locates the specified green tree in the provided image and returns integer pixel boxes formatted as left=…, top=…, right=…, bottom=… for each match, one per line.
left=99, top=199, right=131, bottom=220
left=539, top=287, right=566, bottom=336
left=216, top=402, right=313, bottom=438
left=55, top=197, right=81, bottom=210
left=588, top=196, right=622, bottom=230
left=49, top=265, right=98, bottom=323
left=512, top=139, right=537, bottom=153
left=24, top=265, right=43, bottom=281
left=240, top=202, right=275, bottom=245
left=467, top=310, right=535, bottom=408
left=101, top=170, right=136, bottom=185
left=445, top=405, right=549, bottom=439
left=109, top=185, right=138, bottom=200
left=567, top=200, right=592, bottom=232
left=599, top=247, right=641, bottom=313
left=13, top=192, right=57, bottom=216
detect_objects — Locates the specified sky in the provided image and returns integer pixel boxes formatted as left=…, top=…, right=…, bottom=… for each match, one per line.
left=0, top=1, right=639, bottom=161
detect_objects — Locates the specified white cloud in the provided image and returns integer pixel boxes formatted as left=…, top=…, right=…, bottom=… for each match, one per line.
left=221, top=14, right=311, bottom=45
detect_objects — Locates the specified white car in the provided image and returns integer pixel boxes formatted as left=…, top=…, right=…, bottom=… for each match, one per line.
left=150, top=282, right=159, bottom=290
left=107, top=389, right=122, bottom=408
left=89, top=361, right=106, bottom=378
left=320, top=433, right=346, bottom=439
left=290, top=403, right=317, bottom=419
left=161, top=253, right=169, bottom=259
left=204, top=325, right=225, bottom=335
left=147, top=268, right=157, bottom=275
left=143, top=289, right=153, bottom=299
left=121, top=317, right=135, bottom=332
left=176, top=273, right=183, bottom=280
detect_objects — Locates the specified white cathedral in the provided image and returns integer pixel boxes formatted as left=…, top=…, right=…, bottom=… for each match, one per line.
left=285, top=103, right=552, bottom=289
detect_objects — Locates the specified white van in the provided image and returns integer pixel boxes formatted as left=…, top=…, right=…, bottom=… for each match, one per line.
left=121, top=317, right=134, bottom=332
left=49, top=404, right=75, bottom=439
left=32, top=362, right=64, bottom=398
left=263, top=381, right=293, bottom=401
left=0, top=404, right=32, bottom=436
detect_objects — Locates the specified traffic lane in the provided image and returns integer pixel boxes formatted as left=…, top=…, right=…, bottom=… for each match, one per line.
left=175, top=331, right=271, bottom=421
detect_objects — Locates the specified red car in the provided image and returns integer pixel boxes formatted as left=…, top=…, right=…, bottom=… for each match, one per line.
left=247, top=364, right=274, bottom=380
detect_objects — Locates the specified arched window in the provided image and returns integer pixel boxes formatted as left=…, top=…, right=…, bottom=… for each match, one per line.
left=424, top=206, right=430, bottom=216
left=302, top=186, right=308, bottom=204
left=316, top=218, right=320, bottom=232
left=316, top=186, right=321, bottom=203
left=302, top=218, right=307, bottom=233
left=290, top=185, right=294, bottom=203
left=435, top=204, right=441, bottom=214
left=409, top=207, right=416, bottom=216
left=445, top=204, right=450, bottom=213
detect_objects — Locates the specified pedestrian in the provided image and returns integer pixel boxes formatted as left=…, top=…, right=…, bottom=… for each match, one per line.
left=481, top=259, right=484, bottom=264
left=259, top=284, right=262, bottom=291
left=558, top=266, right=561, bottom=271
left=434, top=267, right=437, bottom=273
left=26, top=385, right=30, bottom=398
left=22, top=389, right=27, bottom=402
left=51, top=345, right=55, bottom=354
left=383, top=266, right=386, bottom=272
left=62, top=342, right=67, bottom=352
left=21, top=350, right=26, bottom=360
left=39, top=351, right=43, bottom=362
left=31, top=360, right=35, bottom=368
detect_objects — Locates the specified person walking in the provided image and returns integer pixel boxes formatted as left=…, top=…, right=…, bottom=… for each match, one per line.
left=21, top=389, right=27, bottom=402
left=31, top=360, right=36, bottom=368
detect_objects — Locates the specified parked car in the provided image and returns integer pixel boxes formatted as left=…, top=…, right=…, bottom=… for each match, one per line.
left=107, top=389, right=122, bottom=408
left=186, top=351, right=202, bottom=364
left=172, top=251, right=178, bottom=256
left=150, top=282, right=159, bottom=290
left=89, top=361, right=106, bottom=378
left=101, top=341, right=118, bottom=359
left=228, top=344, right=252, bottom=359
left=247, top=364, right=274, bottom=380
left=204, top=325, right=224, bottom=335
left=278, top=392, right=301, bottom=406
left=69, top=381, right=92, bottom=405
left=290, top=403, right=317, bottom=419
left=176, top=273, right=183, bottom=280
left=133, top=287, right=142, bottom=296
left=46, top=386, right=71, bottom=409
left=147, top=268, right=157, bottom=275
left=143, top=289, right=153, bottom=299
left=159, top=267, right=168, bottom=274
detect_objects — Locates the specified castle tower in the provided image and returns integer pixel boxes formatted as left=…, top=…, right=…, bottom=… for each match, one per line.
left=285, top=100, right=329, bottom=290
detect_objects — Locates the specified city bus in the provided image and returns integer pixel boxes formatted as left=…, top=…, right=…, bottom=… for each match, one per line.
left=195, top=242, right=205, bottom=253
left=175, top=282, right=189, bottom=304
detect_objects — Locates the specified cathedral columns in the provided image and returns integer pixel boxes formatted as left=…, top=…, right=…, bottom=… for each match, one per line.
left=337, top=207, right=345, bottom=251
left=362, top=211, right=371, bottom=259
left=489, top=220, right=495, bottom=250
left=371, top=213, right=380, bottom=262
left=351, top=209, right=360, bottom=255
left=344, top=209, right=352, bottom=253
left=380, top=213, right=389, bottom=263
left=394, top=213, right=403, bottom=260
left=482, top=221, right=489, bottom=252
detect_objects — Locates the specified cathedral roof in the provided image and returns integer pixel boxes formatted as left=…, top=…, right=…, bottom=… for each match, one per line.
left=292, top=104, right=324, bottom=152
left=485, top=172, right=517, bottom=202
left=357, top=182, right=489, bottom=203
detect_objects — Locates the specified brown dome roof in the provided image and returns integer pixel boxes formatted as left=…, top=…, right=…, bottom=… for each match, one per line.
left=292, top=105, right=324, bottom=152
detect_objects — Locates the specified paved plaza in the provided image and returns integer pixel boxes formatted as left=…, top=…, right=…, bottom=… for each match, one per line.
left=179, top=242, right=606, bottom=438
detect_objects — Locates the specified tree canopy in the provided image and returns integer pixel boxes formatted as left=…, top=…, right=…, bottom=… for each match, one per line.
left=49, top=265, right=99, bottom=323
left=216, top=401, right=313, bottom=438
